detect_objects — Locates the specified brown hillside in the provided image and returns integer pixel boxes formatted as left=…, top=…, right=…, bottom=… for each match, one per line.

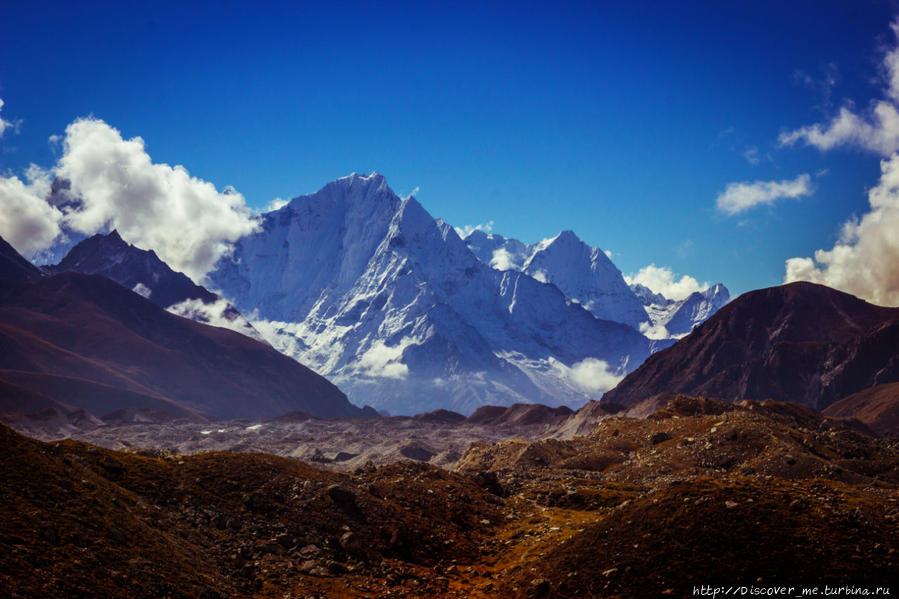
left=0, top=272, right=368, bottom=420
left=824, top=382, right=899, bottom=436
left=603, top=282, right=899, bottom=410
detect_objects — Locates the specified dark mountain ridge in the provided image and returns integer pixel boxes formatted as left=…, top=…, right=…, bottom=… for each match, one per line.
left=0, top=238, right=373, bottom=420
left=46, top=230, right=219, bottom=309
left=0, top=236, right=43, bottom=281
left=602, top=282, right=899, bottom=410
left=45, top=231, right=263, bottom=340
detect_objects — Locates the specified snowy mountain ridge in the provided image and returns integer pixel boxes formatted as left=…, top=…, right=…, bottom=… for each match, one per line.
left=465, top=229, right=650, bottom=330
left=209, top=173, right=651, bottom=415
left=462, top=228, right=729, bottom=338
left=38, top=171, right=728, bottom=416
left=634, top=283, right=730, bottom=339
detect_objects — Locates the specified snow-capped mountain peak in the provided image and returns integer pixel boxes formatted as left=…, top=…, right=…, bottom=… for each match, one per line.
left=463, top=229, right=650, bottom=330
left=210, top=175, right=650, bottom=415
left=633, top=281, right=731, bottom=339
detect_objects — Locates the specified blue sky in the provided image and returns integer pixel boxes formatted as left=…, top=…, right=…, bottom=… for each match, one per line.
left=0, top=1, right=896, bottom=297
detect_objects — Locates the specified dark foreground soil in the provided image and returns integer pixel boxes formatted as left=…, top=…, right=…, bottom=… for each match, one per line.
left=2, top=395, right=897, bottom=598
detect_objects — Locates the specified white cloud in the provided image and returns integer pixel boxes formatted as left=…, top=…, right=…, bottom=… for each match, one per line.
left=784, top=152, right=899, bottom=306
left=0, top=117, right=260, bottom=282
left=779, top=20, right=899, bottom=156
left=530, top=269, right=549, bottom=284
left=715, top=174, right=812, bottom=216
left=638, top=321, right=671, bottom=340
left=625, top=264, right=708, bottom=302
left=132, top=282, right=152, bottom=298
left=357, top=339, right=412, bottom=380
left=779, top=105, right=899, bottom=155
left=490, top=247, right=518, bottom=271
left=0, top=165, right=60, bottom=256
left=55, top=118, right=260, bottom=281
left=0, top=98, right=13, bottom=138
left=167, top=297, right=266, bottom=341
left=552, top=357, right=624, bottom=395
left=248, top=318, right=307, bottom=356
left=603, top=249, right=613, bottom=259
left=264, top=197, right=288, bottom=212
left=743, top=146, right=760, bottom=165
left=454, top=220, right=494, bottom=238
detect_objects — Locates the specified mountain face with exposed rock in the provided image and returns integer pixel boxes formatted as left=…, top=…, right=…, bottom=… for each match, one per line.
left=46, top=231, right=263, bottom=342
left=209, top=173, right=651, bottom=415
left=602, top=281, right=899, bottom=410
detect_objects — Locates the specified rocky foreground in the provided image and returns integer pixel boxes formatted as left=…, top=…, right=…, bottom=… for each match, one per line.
left=2, top=396, right=897, bottom=598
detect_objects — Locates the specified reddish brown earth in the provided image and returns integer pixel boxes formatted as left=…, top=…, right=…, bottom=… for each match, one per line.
left=2, top=395, right=896, bottom=598
left=0, top=272, right=370, bottom=420
left=603, top=282, right=899, bottom=410
left=824, top=382, right=899, bottom=437
left=467, top=403, right=574, bottom=426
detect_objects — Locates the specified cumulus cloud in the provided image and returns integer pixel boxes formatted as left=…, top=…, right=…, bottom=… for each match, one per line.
left=779, top=20, right=899, bottom=156
left=552, top=358, right=624, bottom=395
left=54, top=119, right=259, bottom=281
left=0, top=165, right=60, bottom=256
left=0, top=117, right=259, bottom=282
left=784, top=152, right=899, bottom=306
left=715, top=174, right=812, bottom=216
left=625, top=264, right=708, bottom=302
left=454, top=220, right=494, bottom=238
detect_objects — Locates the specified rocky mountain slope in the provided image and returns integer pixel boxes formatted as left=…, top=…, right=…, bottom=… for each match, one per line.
left=46, top=231, right=262, bottom=341
left=2, top=393, right=895, bottom=598
left=0, top=258, right=371, bottom=420
left=602, top=282, right=899, bottom=410
left=824, top=383, right=899, bottom=437
left=210, top=173, right=649, bottom=415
